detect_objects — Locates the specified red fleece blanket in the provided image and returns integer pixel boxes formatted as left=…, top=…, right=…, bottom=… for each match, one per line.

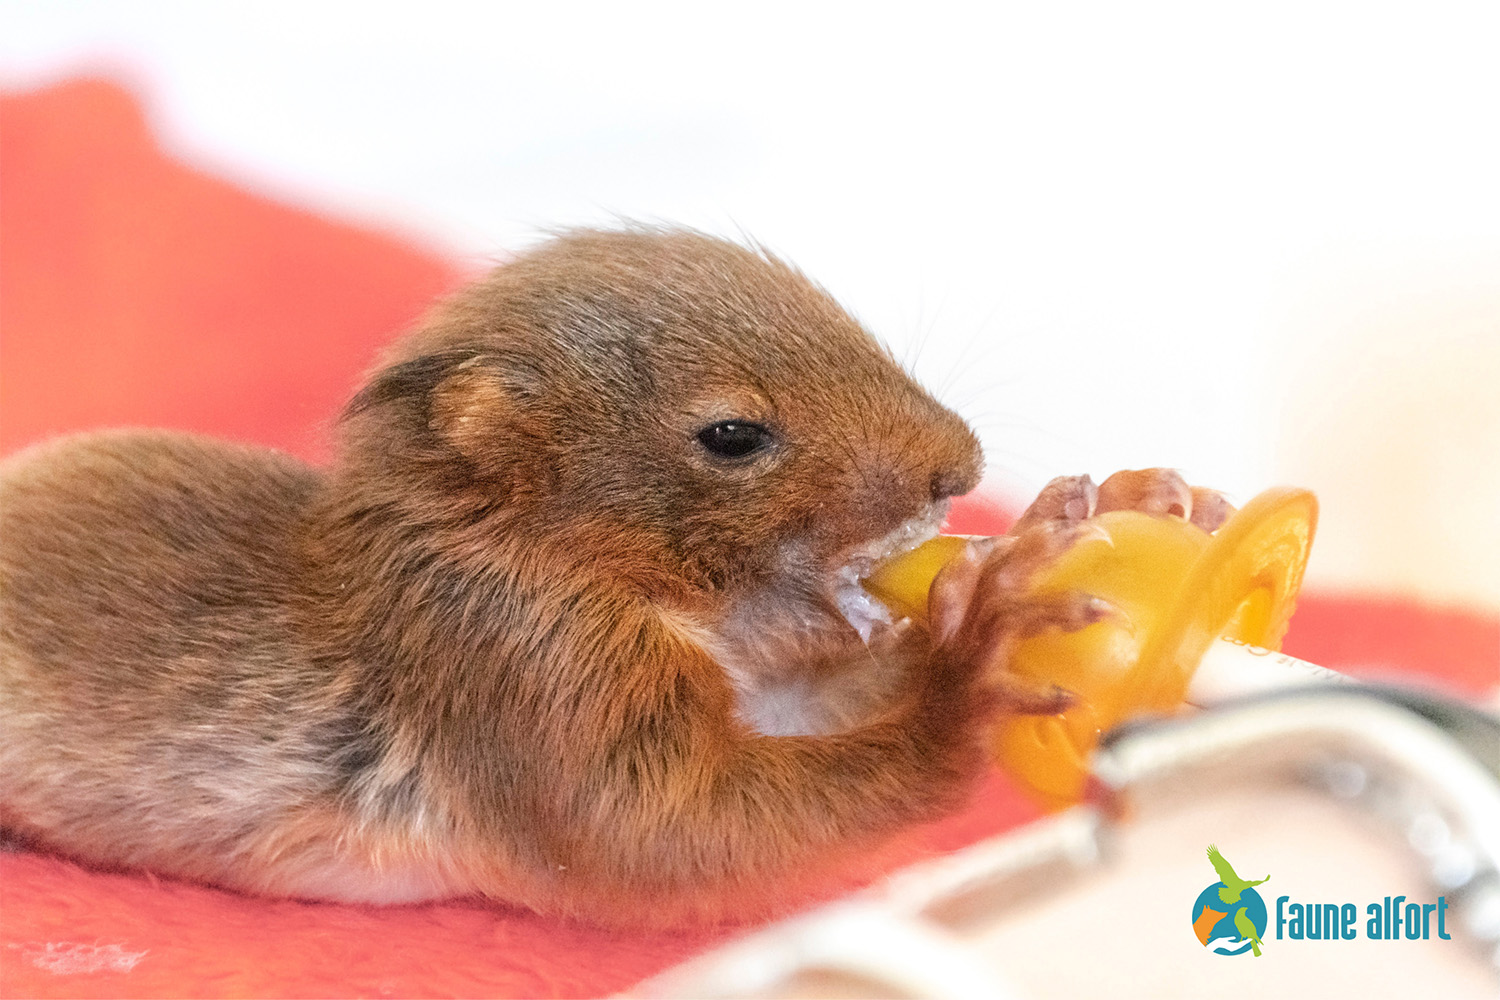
left=1, top=79, right=1494, bottom=999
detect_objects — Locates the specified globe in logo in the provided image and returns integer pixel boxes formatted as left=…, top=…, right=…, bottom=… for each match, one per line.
left=1191, top=845, right=1270, bottom=956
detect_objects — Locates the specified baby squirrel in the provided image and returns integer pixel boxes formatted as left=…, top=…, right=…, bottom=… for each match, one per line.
left=0, top=227, right=1216, bottom=924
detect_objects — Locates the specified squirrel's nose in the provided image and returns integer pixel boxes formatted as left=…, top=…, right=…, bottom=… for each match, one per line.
left=929, top=467, right=974, bottom=503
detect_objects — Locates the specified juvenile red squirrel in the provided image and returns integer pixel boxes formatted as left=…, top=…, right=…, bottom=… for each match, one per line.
left=0, top=227, right=1217, bottom=924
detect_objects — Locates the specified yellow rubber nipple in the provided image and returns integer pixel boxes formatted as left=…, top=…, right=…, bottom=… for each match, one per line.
left=862, top=487, right=1318, bottom=808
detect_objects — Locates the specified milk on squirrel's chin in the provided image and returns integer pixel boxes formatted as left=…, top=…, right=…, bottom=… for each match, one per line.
left=832, top=504, right=947, bottom=642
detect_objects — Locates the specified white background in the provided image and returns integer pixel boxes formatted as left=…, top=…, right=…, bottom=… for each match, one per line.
left=3, top=1, right=1497, bottom=608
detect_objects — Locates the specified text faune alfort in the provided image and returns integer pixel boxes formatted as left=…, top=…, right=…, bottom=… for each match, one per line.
left=1277, top=895, right=1452, bottom=941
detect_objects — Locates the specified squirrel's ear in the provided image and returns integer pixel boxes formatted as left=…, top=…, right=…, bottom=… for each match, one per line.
left=345, top=350, right=546, bottom=471
left=427, top=355, right=538, bottom=462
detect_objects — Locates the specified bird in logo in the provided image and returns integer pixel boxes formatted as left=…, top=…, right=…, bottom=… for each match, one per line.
left=1233, top=907, right=1264, bottom=957
left=1206, top=844, right=1270, bottom=904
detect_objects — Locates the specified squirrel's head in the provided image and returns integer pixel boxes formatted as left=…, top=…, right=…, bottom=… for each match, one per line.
left=338, top=227, right=982, bottom=612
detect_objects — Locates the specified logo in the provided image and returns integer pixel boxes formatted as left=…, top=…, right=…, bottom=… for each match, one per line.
left=1191, top=844, right=1270, bottom=956
left=1189, top=842, right=1454, bottom=956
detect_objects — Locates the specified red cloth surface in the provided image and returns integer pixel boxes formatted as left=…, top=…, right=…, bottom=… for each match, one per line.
left=0, top=78, right=462, bottom=463
left=1, top=79, right=1495, bottom=999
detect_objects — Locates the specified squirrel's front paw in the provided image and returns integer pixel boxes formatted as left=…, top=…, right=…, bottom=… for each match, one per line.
left=1014, top=468, right=1235, bottom=533
left=927, top=522, right=1110, bottom=717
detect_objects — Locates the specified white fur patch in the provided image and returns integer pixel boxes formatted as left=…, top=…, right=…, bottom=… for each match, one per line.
left=707, top=504, right=948, bottom=736
left=275, top=853, right=456, bottom=904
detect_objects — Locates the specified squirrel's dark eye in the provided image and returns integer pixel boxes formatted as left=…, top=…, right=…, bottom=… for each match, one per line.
left=696, top=421, right=774, bottom=460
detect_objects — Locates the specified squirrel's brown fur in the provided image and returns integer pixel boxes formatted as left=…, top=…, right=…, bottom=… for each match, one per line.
left=1, top=227, right=1095, bottom=924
